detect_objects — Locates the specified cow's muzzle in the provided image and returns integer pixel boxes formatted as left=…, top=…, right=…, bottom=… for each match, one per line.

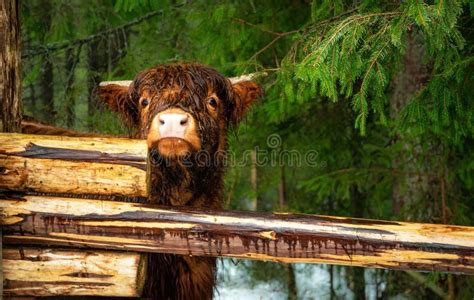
left=147, top=108, right=201, bottom=157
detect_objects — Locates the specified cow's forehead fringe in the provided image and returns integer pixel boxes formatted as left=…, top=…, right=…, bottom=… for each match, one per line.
left=131, top=63, right=233, bottom=102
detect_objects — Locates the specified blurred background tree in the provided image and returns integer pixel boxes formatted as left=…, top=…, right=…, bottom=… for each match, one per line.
left=20, top=0, right=474, bottom=299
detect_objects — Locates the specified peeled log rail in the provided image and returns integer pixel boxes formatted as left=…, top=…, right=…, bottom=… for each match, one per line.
left=1, top=194, right=474, bottom=275
left=3, top=247, right=145, bottom=297
left=0, top=133, right=147, bottom=197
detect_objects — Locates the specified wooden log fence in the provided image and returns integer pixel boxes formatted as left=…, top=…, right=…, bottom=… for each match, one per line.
left=1, top=133, right=474, bottom=296
left=0, top=133, right=147, bottom=197
left=3, top=247, right=145, bottom=297
left=2, top=194, right=474, bottom=275
left=0, top=133, right=145, bottom=296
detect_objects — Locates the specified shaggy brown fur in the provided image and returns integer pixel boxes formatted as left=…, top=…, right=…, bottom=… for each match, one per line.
left=98, top=63, right=262, bottom=299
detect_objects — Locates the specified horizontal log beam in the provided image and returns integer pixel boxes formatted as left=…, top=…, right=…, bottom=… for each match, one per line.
left=1, top=194, right=473, bottom=274
left=3, top=247, right=145, bottom=297
left=0, top=133, right=147, bottom=197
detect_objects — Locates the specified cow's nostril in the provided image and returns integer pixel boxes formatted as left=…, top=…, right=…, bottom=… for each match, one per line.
left=180, top=116, right=188, bottom=126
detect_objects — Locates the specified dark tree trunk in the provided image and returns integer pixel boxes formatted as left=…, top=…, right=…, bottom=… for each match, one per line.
left=278, top=151, right=297, bottom=300
left=65, top=48, right=77, bottom=128
left=250, top=149, right=258, bottom=211
left=38, top=0, right=54, bottom=123
left=87, top=25, right=128, bottom=131
left=87, top=30, right=127, bottom=130
left=286, top=264, right=297, bottom=300
left=108, top=29, right=129, bottom=76
left=22, top=6, right=35, bottom=117
left=329, top=265, right=336, bottom=300
left=29, top=83, right=36, bottom=114
left=389, top=31, right=445, bottom=299
left=0, top=1, right=22, bottom=297
left=87, top=38, right=104, bottom=130
left=351, top=267, right=366, bottom=300
left=389, top=32, right=431, bottom=215
left=0, top=0, right=22, bottom=133
left=348, top=110, right=367, bottom=299
left=350, top=185, right=366, bottom=300
left=279, top=163, right=287, bottom=210
left=39, top=57, right=54, bottom=122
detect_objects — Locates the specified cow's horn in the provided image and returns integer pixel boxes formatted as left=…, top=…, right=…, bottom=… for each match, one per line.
left=99, top=72, right=266, bottom=87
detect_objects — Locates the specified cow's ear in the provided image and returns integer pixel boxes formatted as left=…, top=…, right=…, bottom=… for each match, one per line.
left=97, top=84, right=139, bottom=128
left=231, top=81, right=263, bottom=124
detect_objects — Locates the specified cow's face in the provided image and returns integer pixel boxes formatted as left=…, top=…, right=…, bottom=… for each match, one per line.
left=99, top=64, right=262, bottom=159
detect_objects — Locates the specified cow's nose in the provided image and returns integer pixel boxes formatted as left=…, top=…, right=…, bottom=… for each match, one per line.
left=158, top=113, right=189, bottom=138
left=159, top=114, right=188, bottom=126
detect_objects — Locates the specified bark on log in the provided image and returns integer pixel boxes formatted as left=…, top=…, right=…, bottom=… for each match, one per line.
left=0, top=0, right=22, bottom=133
left=1, top=194, right=473, bottom=275
left=0, top=133, right=147, bottom=197
left=3, top=247, right=146, bottom=297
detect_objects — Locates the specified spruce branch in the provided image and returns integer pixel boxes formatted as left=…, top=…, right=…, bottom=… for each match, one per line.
left=238, top=7, right=361, bottom=62
left=361, top=40, right=390, bottom=90
left=303, top=12, right=401, bottom=67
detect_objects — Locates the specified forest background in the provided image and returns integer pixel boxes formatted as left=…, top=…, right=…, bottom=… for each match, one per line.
left=19, top=0, right=474, bottom=299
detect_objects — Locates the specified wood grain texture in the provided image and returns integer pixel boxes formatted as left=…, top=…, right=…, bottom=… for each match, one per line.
left=0, top=133, right=147, bottom=197
left=0, top=0, right=22, bottom=133
left=3, top=247, right=145, bottom=297
left=2, top=194, right=473, bottom=274
left=0, top=133, right=146, bottom=156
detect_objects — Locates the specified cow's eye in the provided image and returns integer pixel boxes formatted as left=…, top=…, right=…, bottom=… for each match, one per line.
left=141, top=98, right=149, bottom=108
left=207, top=97, right=218, bottom=109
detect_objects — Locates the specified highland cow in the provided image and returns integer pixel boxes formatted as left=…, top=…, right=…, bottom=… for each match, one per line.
left=98, top=63, right=262, bottom=299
